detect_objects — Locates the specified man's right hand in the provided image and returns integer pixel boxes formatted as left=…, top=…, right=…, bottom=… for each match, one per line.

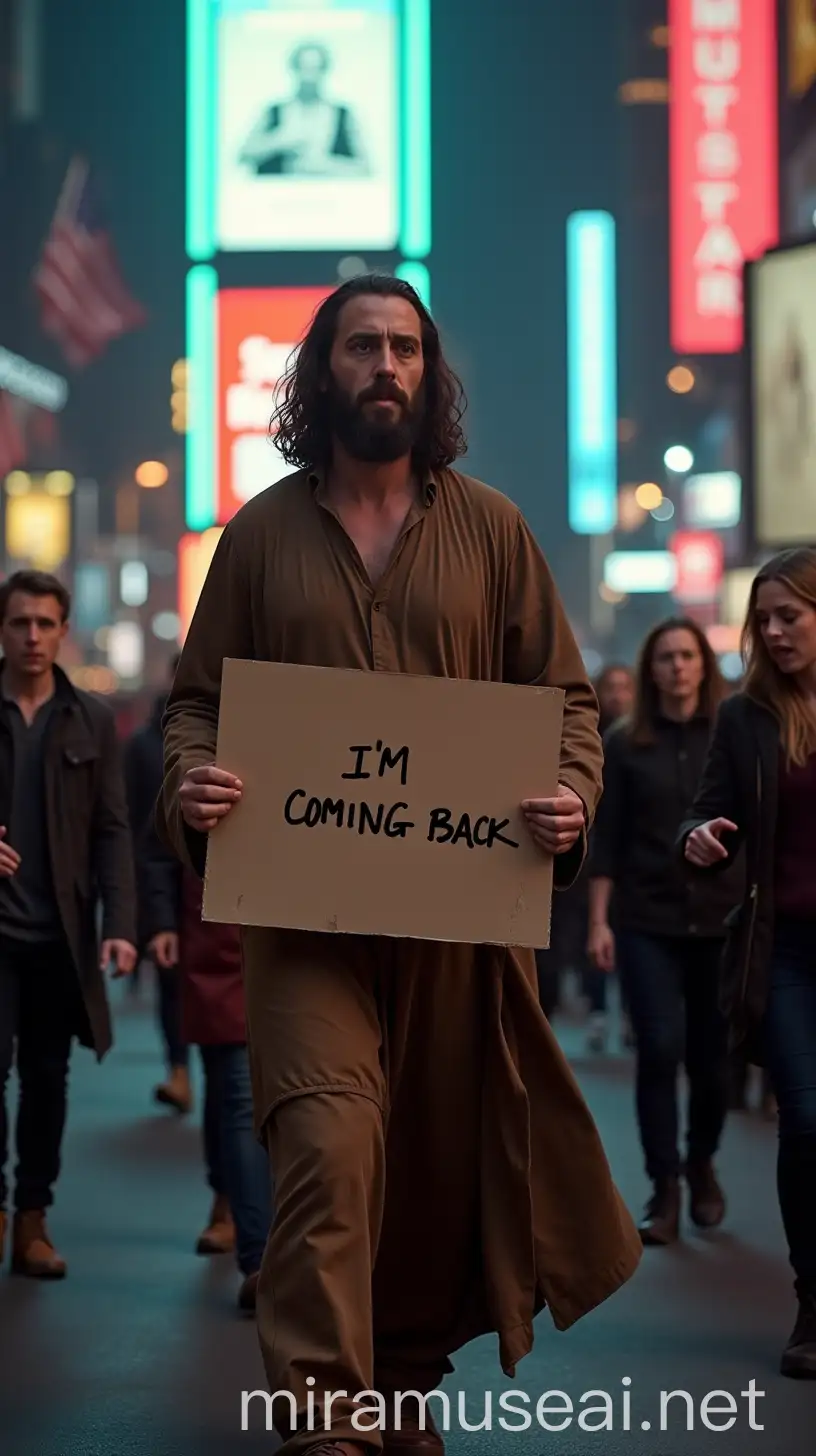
left=684, top=817, right=738, bottom=867
left=0, top=827, right=21, bottom=878
left=179, top=765, right=243, bottom=833
left=588, top=922, right=615, bottom=973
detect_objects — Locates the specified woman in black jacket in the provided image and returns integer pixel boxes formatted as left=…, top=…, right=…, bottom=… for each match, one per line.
left=588, top=617, right=744, bottom=1247
left=681, top=547, right=816, bottom=1379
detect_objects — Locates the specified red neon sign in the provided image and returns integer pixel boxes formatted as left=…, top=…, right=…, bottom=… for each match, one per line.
left=217, top=287, right=332, bottom=524
left=669, top=0, right=779, bottom=354
left=670, top=530, right=724, bottom=603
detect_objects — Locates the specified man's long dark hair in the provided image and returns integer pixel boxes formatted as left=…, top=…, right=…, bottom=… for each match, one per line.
left=270, top=274, right=468, bottom=473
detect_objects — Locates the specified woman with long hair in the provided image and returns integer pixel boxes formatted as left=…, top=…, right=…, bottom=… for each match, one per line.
left=682, top=547, right=816, bottom=1378
left=588, top=617, right=743, bottom=1246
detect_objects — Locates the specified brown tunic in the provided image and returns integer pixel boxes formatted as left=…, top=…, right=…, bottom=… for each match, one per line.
left=159, top=467, right=641, bottom=1396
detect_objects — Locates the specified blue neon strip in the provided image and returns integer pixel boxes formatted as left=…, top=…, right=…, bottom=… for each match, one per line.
left=186, top=265, right=218, bottom=531
left=396, top=260, right=431, bottom=309
left=187, top=0, right=216, bottom=261
left=401, top=0, right=432, bottom=257
left=566, top=211, right=618, bottom=535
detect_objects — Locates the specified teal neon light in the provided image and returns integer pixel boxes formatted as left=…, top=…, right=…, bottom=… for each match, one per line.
left=566, top=211, right=618, bottom=535
left=186, top=265, right=218, bottom=531
left=396, top=260, right=431, bottom=308
left=401, top=0, right=432, bottom=257
left=187, top=0, right=216, bottom=261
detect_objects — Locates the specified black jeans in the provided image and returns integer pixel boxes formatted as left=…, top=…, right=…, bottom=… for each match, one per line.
left=763, top=917, right=816, bottom=1290
left=0, top=935, right=83, bottom=1212
left=156, top=965, right=188, bottom=1071
left=618, top=932, right=728, bottom=1182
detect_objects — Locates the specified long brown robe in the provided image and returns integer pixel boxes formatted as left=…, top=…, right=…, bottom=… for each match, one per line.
left=159, top=468, right=641, bottom=1450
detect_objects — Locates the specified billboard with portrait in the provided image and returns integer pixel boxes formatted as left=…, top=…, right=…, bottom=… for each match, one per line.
left=748, top=241, right=816, bottom=545
left=216, top=0, right=400, bottom=253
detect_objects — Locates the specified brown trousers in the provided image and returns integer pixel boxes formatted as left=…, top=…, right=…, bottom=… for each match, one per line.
left=242, top=929, right=641, bottom=1453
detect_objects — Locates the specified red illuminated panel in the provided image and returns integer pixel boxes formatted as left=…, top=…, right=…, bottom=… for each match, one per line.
left=217, top=287, right=333, bottom=524
left=178, top=528, right=224, bottom=640
left=670, top=530, right=725, bottom=604
left=669, top=0, right=779, bottom=354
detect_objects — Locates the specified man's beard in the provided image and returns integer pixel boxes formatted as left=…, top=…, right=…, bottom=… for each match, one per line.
left=326, top=377, right=424, bottom=463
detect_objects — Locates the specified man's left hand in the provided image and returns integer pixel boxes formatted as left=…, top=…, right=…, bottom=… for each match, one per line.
left=101, top=939, right=138, bottom=978
left=522, top=784, right=585, bottom=855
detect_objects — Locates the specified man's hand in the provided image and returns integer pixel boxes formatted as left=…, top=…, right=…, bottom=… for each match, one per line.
left=101, top=939, right=138, bottom=978
left=588, top=922, right=616, bottom=973
left=0, top=827, right=20, bottom=879
left=149, top=931, right=180, bottom=970
left=522, top=784, right=586, bottom=856
left=684, top=817, right=738, bottom=867
left=179, top=765, right=243, bottom=833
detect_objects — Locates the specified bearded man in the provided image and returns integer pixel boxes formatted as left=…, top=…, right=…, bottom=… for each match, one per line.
left=159, top=275, right=641, bottom=1455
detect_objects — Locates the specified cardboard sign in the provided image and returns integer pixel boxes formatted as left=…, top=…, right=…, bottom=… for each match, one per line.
left=203, top=660, right=565, bottom=947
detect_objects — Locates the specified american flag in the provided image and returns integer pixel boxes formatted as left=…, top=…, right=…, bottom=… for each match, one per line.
left=0, top=390, right=26, bottom=480
left=33, top=157, right=146, bottom=369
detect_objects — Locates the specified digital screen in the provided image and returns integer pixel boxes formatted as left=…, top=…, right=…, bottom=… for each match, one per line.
left=749, top=241, right=816, bottom=545
left=566, top=212, right=617, bottom=535
left=216, top=0, right=400, bottom=253
left=217, top=286, right=333, bottom=522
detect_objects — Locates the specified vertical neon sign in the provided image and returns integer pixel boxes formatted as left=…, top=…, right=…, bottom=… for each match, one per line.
left=566, top=211, right=618, bottom=535
left=669, top=0, right=778, bottom=354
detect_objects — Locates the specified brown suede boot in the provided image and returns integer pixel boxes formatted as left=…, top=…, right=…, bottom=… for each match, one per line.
left=154, top=1065, right=193, bottom=1115
left=11, top=1211, right=67, bottom=1278
left=195, top=1194, right=235, bottom=1255
left=685, top=1159, right=726, bottom=1229
left=638, top=1177, right=680, bottom=1246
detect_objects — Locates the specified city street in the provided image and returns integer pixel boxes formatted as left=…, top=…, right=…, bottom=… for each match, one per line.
left=0, top=977, right=813, bottom=1456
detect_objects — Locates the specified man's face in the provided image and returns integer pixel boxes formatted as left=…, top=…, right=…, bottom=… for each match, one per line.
left=326, top=295, right=427, bottom=465
left=0, top=592, right=67, bottom=679
left=599, top=669, right=633, bottom=722
left=294, top=47, right=326, bottom=100
left=650, top=628, right=705, bottom=706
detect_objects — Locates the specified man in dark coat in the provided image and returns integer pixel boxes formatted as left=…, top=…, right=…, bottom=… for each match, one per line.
left=124, top=652, right=192, bottom=1114
left=0, top=570, right=137, bottom=1279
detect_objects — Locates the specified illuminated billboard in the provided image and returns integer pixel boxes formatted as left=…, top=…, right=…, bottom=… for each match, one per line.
left=188, top=0, right=431, bottom=259
left=185, top=277, right=333, bottom=530
left=668, top=0, right=778, bottom=354
left=218, top=286, right=331, bottom=522
left=748, top=240, right=816, bottom=546
left=566, top=211, right=618, bottom=535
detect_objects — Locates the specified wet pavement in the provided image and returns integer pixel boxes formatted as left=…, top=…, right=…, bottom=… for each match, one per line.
left=0, top=975, right=813, bottom=1455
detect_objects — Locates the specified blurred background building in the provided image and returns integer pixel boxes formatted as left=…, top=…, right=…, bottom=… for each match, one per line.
left=0, top=0, right=813, bottom=705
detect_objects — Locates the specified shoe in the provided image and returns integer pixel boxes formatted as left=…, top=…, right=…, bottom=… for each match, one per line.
left=196, top=1195, right=235, bottom=1255
left=238, top=1270, right=259, bottom=1314
left=781, top=1282, right=816, bottom=1378
left=11, top=1211, right=67, bottom=1278
left=638, top=1178, right=680, bottom=1246
left=154, top=1065, right=193, bottom=1115
left=306, top=1445, right=371, bottom=1455
left=585, top=1012, right=607, bottom=1054
left=685, top=1159, right=726, bottom=1228
left=384, top=1413, right=445, bottom=1453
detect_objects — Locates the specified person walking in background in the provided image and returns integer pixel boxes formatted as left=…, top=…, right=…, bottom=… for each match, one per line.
left=535, top=662, right=634, bottom=1045
left=682, top=548, right=816, bottom=1378
left=0, top=570, right=136, bottom=1279
left=588, top=618, right=743, bottom=1246
left=139, top=815, right=274, bottom=1315
left=124, top=652, right=192, bottom=1115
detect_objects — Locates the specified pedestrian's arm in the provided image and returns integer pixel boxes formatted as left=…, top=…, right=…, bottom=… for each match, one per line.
left=92, top=712, right=138, bottom=947
left=677, top=699, right=744, bottom=871
left=158, top=525, right=254, bottom=877
left=503, top=514, right=603, bottom=885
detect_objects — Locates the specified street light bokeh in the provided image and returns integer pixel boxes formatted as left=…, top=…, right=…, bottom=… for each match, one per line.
left=664, top=445, right=694, bottom=473
left=135, top=460, right=168, bottom=489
